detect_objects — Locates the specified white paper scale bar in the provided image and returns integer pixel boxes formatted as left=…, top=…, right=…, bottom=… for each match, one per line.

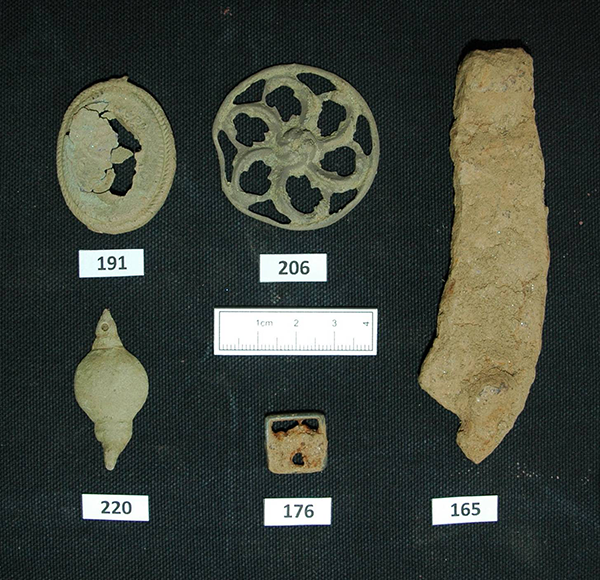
left=214, top=309, right=377, bottom=355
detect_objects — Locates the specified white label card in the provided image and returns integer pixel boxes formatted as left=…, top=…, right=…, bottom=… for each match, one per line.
left=431, top=495, right=498, bottom=526
left=264, top=498, right=332, bottom=526
left=81, top=494, right=149, bottom=521
left=79, top=249, right=144, bottom=278
left=260, top=254, right=327, bottom=283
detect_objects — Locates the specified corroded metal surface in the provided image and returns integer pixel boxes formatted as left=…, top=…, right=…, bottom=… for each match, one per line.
left=57, top=77, right=176, bottom=234
left=213, top=65, right=379, bottom=230
left=74, top=310, right=148, bottom=470
left=265, top=412, right=328, bottom=474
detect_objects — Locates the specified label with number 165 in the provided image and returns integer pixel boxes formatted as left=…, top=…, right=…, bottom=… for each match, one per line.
left=432, top=495, right=497, bottom=526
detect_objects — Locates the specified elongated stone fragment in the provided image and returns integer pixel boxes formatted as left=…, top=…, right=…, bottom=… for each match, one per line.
left=419, top=49, right=549, bottom=463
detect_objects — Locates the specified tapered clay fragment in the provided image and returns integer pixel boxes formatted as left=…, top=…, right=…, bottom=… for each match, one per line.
left=57, top=77, right=176, bottom=234
left=74, top=310, right=148, bottom=470
left=419, top=49, right=549, bottom=463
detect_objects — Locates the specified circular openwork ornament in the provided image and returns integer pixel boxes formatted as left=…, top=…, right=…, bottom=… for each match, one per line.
left=57, top=78, right=176, bottom=234
left=213, top=64, right=379, bottom=230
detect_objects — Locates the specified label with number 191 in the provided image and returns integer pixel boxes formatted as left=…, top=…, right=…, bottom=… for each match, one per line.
left=79, top=249, right=144, bottom=278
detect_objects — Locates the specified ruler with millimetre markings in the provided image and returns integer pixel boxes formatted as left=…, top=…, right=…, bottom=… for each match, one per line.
left=214, top=308, right=377, bottom=356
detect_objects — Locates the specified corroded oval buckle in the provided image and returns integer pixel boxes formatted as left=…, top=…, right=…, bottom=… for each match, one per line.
left=57, top=77, right=176, bottom=234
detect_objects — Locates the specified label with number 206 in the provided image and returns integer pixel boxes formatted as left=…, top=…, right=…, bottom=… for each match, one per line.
left=260, top=254, right=327, bottom=283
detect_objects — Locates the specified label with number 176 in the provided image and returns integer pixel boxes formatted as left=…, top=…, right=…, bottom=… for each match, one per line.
left=264, top=497, right=332, bottom=526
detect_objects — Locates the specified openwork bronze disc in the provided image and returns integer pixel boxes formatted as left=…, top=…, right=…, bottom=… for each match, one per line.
left=213, top=65, right=379, bottom=230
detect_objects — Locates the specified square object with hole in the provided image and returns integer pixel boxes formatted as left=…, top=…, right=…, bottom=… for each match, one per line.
left=265, top=412, right=328, bottom=474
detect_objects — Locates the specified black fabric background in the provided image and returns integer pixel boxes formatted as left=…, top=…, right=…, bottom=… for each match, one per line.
left=1, top=1, right=598, bottom=578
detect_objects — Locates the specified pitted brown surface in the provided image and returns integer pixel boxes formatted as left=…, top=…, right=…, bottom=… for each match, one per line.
left=419, top=49, right=549, bottom=464
left=265, top=413, right=327, bottom=474
left=57, top=77, right=176, bottom=234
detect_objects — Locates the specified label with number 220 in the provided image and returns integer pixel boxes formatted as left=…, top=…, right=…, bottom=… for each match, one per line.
left=81, top=493, right=149, bottom=521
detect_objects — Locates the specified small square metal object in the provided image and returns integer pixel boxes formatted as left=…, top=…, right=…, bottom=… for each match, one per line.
left=265, top=412, right=328, bottom=474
